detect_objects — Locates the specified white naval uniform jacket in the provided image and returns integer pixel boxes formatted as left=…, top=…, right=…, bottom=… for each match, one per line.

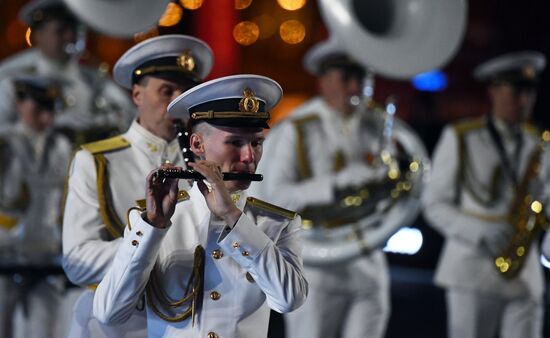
left=92, top=188, right=307, bottom=338
left=0, top=123, right=71, bottom=256
left=0, top=48, right=134, bottom=133
left=249, top=97, right=390, bottom=294
left=423, top=117, right=549, bottom=300
left=63, top=121, right=194, bottom=337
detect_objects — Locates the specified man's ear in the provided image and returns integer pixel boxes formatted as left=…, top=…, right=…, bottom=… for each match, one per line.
left=132, top=84, right=142, bottom=106
left=189, top=133, right=205, bottom=158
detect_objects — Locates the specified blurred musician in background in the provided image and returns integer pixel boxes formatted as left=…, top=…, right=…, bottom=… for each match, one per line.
left=423, top=51, right=549, bottom=338
left=249, top=39, right=391, bottom=338
left=62, top=34, right=213, bottom=337
left=0, top=0, right=134, bottom=144
left=0, top=75, right=71, bottom=338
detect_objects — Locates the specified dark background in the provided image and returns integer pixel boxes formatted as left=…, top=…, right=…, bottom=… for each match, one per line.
left=2, top=0, right=550, bottom=337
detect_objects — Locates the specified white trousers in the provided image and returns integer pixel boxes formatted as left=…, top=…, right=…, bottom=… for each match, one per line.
left=1, top=276, right=66, bottom=338
left=446, top=289, right=543, bottom=338
left=285, top=278, right=390, bottom=338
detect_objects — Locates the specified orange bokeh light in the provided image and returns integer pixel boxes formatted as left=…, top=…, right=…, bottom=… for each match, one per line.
left=279, top=20, right=306, bottom=44
left=179, top=0, right=203, bottom=10
left=277, top=0, right=306, bottom=11
left=159, top=2, right=183, bottom=27
left=233, top=21, right=260, bottom=46
left=25, top=27, right=32, bottom=47
left=235, top=0, right=253, bottom=10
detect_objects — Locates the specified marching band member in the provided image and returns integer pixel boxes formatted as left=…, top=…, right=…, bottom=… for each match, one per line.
left=423, top=51, right=549, bottom=338
left=62, top=34, right=213, bottom=337
left=0, top=75, right=71, bottom=338
left=249, top=39, right=390, bottom=338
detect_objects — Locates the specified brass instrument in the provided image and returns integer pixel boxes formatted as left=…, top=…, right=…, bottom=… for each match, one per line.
left=299, top=0, right=467, bottom=265
left=317, top=0, right=468, bottom=80
left=495, top=132, right=550, bottom=277
left=299, top=100, right=428, bottom=265
left=62, top=0, right=171, bottom=38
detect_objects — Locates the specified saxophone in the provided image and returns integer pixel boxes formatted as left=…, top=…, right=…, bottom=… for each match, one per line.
left=495, top=130, right=550, bottom=278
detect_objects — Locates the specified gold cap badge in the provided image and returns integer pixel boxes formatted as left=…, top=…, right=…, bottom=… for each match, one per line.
left=239, top=88, right=260, bottom=113
left=46, top=87, right=60, bottom=99
left=177, top=51, right=195, bottom=72
left=522, top=66, right=536, bottom=80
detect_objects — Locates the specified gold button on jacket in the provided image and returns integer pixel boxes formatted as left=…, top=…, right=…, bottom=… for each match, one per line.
left=209, top=291, right=220, bottom=301
left=211, top=249, right=223, bottom=259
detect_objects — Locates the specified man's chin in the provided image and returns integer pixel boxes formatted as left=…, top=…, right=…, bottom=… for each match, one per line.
left=227, top=180, right=252, bottom=192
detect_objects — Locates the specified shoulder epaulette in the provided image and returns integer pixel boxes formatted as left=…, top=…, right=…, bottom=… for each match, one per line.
left=81, top=135, right=130, bottom=155
left=521, top=122, right=541, bottom=138
left=452, top=117, right=484, bottom=135
left=246, top=197, right=297, bottom=220
left=291, top=114, right=320, bottom=127
left=135, top=190, right=189, bottom=209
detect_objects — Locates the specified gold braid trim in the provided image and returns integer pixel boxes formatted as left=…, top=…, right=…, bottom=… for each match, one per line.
left=125, top=206, right=145, bottom=231
left=135, top=65, right=196, bottom=77
left=453, top=118, right=501, bottom=206
left=191, top=111, right=270, bottom=120
left=146, top=245, right=205, bottom=324
left=94, top=154, right=124, bottom=238
left=0, top=212, right=18, bottom=230
left=291, top=114, right=320, bottom=180
left=246, top=197, right=297, bottom=219
left=521, top=122, right=540, bottom=137
left=332, top=150, right=346, bottom=173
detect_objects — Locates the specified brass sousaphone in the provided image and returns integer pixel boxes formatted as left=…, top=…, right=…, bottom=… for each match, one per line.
left=62, top=0, right=171, bottom=38
left=300, top=0, right=468, bottom=265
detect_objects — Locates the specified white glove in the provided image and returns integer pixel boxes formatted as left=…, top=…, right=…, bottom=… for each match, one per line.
left=481, top=223, right=515, bottom=257
left=334, top=163, right=387, bottom=189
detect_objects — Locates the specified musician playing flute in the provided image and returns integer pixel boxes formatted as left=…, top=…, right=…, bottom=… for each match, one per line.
left=62, top=34, right=214, bottom=338
left=92, top=74, right=308, bottom=338
left=423, top=51, right=550, bottom=338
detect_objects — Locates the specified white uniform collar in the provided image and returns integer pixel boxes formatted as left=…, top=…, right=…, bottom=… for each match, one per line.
left=231, top=190, right=247, bottom=210
left=492, top=116, right=522, bottom=142
left=35, top=49, right=77, bottom=76
left=14, top=122, right=51, bottom=159
left=316, top=97, right=363, bottom=159
left=209, top=190, right=248, bottom=224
